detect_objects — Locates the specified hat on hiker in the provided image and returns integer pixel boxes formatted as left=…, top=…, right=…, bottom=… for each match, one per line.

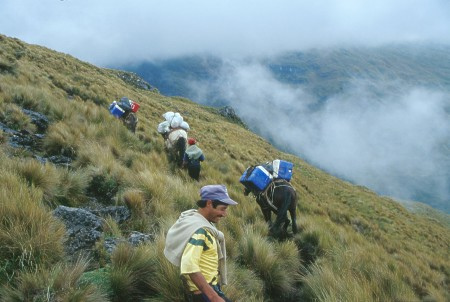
left=188, top=137, right=196, bottom=145
left=200, top=185, right=238, bottom=205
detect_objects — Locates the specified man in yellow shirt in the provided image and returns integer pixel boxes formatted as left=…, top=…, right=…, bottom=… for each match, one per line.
left=164, top=185, right=237, bottom=302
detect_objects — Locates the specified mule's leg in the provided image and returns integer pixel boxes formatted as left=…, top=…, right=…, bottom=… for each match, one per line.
left=256, top=197, right=273, bottom=227
left=290, top=208, right=298, bottom=234
left=170, top=137, right=186, bottom=168
left=283, top=218, right=290, bottom=231
left=262, top=209, right=272, bottom=227
left=271, top=190, right=291, bottom=237
left=127, top=113, right=137, bottom=133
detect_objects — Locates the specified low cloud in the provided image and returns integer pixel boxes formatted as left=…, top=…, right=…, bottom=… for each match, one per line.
left=1, top=0, right=450, bottom=65
left=188, top=63, right=450, bottom=211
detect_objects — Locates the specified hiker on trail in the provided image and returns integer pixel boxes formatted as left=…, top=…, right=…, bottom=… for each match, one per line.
left=164, top=185, right=237, bottom=302
left=183, top=138, right=205, bottom=181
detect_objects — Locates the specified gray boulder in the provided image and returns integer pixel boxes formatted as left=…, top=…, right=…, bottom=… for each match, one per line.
left=89, top=206, right=131, bottom=224
left=53, top=206, right=103, bottom=257
left=103, top=231, right=154, bottom=254
left=53, top=205, right=151, bottom=261
left=22, top=108, right=49, bottom=132
left=128, top=231, right=153, bottom=246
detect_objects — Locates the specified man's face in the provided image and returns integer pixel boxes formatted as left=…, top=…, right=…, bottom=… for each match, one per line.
left=206, top=201, right=228, bottom=223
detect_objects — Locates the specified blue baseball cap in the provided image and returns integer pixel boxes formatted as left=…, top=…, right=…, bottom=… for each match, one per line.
left=200, top=185, right=238, bottom=205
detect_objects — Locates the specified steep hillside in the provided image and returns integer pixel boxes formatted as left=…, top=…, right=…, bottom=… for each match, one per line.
left=0, top=34, right=449, bottom=301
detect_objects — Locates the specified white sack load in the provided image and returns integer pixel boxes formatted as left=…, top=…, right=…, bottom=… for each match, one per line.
left=180, top=121, right=190, bottom=131
left=170, top=113, right=184, bottom=128
left=162, top=111, right=175, bottom=122
left=157, top=121, right=170, bottom=134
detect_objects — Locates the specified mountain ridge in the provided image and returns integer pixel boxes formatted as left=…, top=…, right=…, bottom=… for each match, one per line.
left=118, top=43, right=450, bottom=103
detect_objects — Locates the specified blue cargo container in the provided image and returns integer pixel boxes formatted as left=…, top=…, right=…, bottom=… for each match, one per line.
left=110, top=104, right=125, bottom=118
left=240, top=166, right=273, bottom=191
left=272, top=159, right=293, bottom=181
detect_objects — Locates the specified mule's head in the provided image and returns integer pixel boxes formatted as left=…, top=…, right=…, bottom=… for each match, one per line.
left=243, top=186, right=251, bottom=196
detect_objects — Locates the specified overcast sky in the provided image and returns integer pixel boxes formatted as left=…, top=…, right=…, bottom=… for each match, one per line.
left=1, top=0, right=450, bottom=65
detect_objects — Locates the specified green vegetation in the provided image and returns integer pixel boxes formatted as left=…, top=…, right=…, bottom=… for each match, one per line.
left=0, top=258, right=108, bottom=302
left=0, top=34, right=449, bottom=301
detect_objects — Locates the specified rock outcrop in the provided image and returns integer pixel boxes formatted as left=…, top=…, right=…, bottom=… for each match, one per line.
left=116, top=71, right=158, bottom=92
left=218, top=106, right=246, bottom=127
left=53, top=205, right=153, bottom=262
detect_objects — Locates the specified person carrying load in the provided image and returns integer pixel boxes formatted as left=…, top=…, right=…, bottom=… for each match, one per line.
left=183, top=137, right=205, bottom=181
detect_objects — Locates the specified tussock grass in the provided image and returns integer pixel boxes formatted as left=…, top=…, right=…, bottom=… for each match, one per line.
left=219, top=208, right=270, bottom=262
left=0, top=103, right=35, bottom=132
left=79, top=100, right=110, bottom=124
left=43, top=121, right=82, bottom=157
left=109, top=243, right=159, bottom=302
left=141, top=149, right=168, bottom=170
left=302, top=245, right=419, bottom=302
left=231, top=194, right=265, bottom=223
left=75, top=141, right=116, bottom=168
left=102, top=217, right=122, bottom=238
left=3, top=84, right=51, bottom=113
left=76, top=145, right=131, bottom=204
left=0, top=169, right=65, bottom=284
left=237, top=229, right=301, bottom=298
left=0, top=257, right=108, bottom=302
left=131, top=169, right=197, bottom=219
left=14, top=158, right=60, bottom=202
left=101, top=123, right=143, bottom=152
left=122, top=188, right=146, bottom=215
left=9, top=156, right=88, bottom=206
left=2, top=83, right=73, bottom=122
left=0, top=58, right=17, bottom=75
left=55, top=168, right=89, bottom=206
left=131, top=170, right=171, bottom=207
left=224, top=262, right=265, bottom=302
left=293, top=215, right=342, bottom=264
left=141, top=234, right=186, bottom=302
left=86, top=169, right=120, bottom=205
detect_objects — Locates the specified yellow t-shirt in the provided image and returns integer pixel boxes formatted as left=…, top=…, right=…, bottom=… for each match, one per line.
left=180, top=228, right=219, bottom=291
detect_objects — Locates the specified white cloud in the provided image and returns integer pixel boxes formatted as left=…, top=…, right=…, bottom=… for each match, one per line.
left=188, top=63, right=450, bottom=207
left=1, top=0, right=449, bottom=65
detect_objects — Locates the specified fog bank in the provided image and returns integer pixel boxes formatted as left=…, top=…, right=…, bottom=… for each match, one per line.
left=188, top=63, right=450, bottom=211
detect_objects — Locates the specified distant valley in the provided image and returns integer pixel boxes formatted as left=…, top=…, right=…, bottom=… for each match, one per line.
left=115, top=44, right=450, bottom=213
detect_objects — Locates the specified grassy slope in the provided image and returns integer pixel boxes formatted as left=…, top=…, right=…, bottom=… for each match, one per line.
left=0, top=35, right=449, bottom=301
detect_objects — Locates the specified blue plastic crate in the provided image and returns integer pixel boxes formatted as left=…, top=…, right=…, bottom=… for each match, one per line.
left=272, top=159, right=293, bottom=181
left=110, top=104, right=125, bottom=118
left=240, top=166, right=273, bottom=191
